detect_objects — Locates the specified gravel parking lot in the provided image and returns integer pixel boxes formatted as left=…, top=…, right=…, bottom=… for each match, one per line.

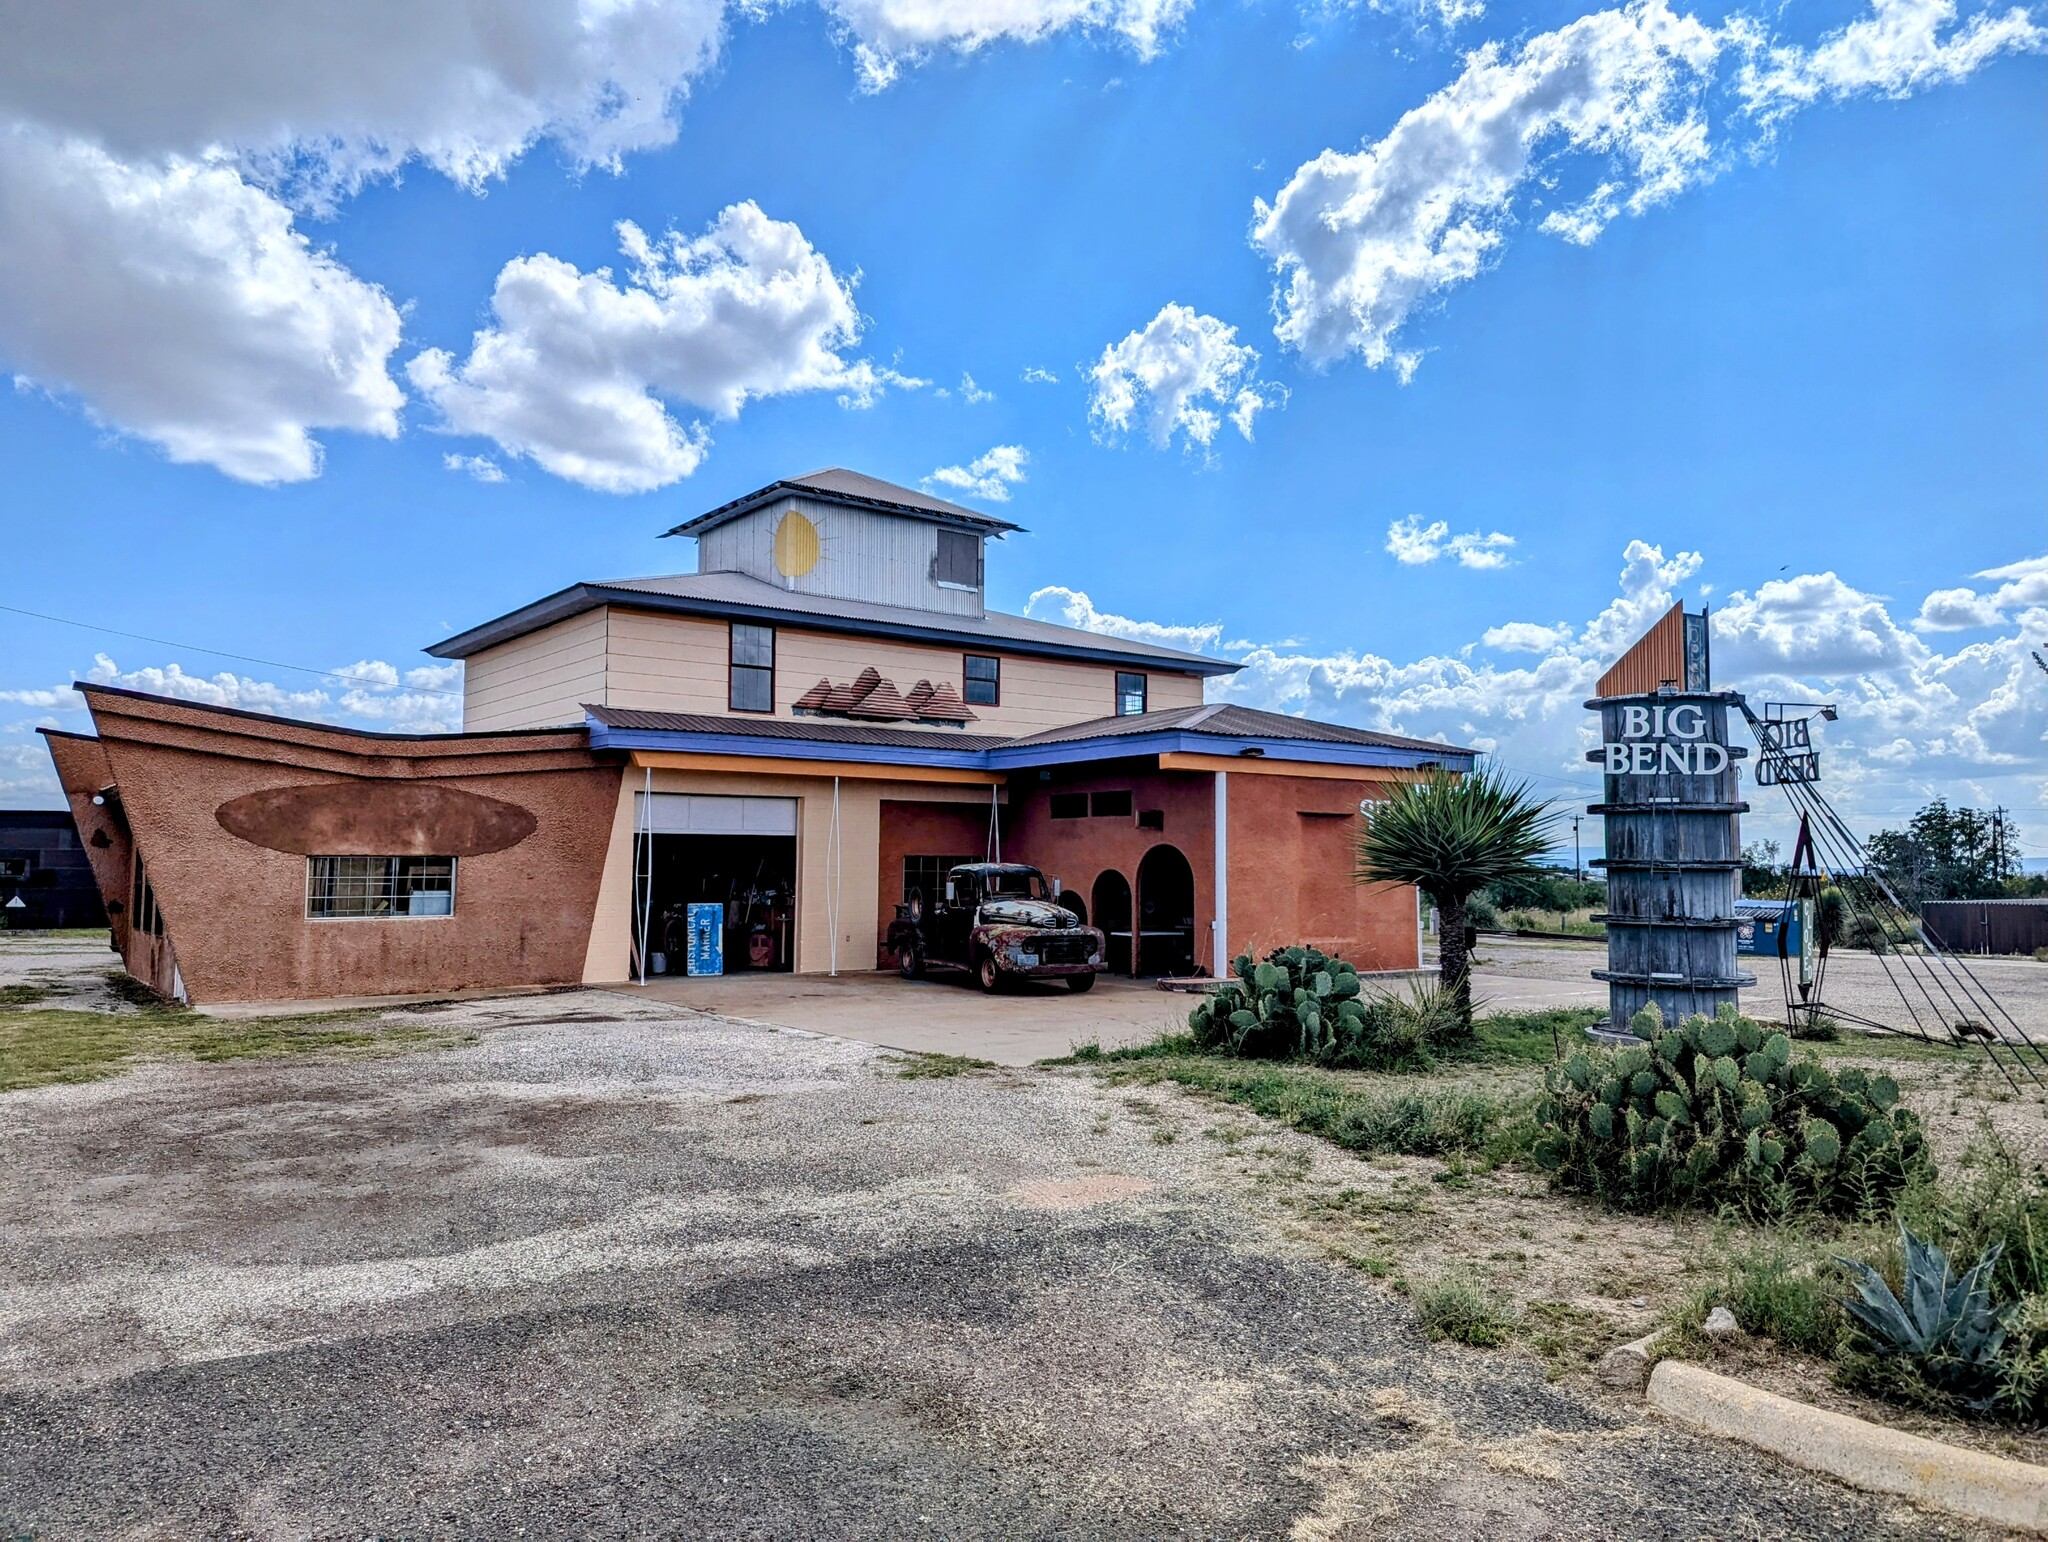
left=0, top=963, right=1987, bottom=1538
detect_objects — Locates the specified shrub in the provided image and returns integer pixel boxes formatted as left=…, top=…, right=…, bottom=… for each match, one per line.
left=1188, top=947, right=1459, bottom=1070
left=1412, top=1274, right=1515, bottom=1347
left=1529, top=1003, right=1931, bottom=1218
left=1676, top=1231, right=1845, bottom=1358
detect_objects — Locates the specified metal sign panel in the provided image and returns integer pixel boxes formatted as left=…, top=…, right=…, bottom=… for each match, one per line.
left=638, top=793, right=798, bottom=836
left=685, top=902, right=725, bottom=976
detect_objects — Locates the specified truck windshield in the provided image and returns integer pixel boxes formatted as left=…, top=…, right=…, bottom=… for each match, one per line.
left=979, top=870, right=1047, bottom=900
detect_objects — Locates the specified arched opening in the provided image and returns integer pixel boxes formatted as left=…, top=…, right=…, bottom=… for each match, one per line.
left=1057, top=889, right=1088, bottom=926
left=1136, top=844, right=1196, bottom=977
left=1091, top=869, right=1132, bottom=976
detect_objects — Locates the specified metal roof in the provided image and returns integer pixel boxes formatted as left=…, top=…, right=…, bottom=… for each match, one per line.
left=584, top=700, right=1477, bottom=774
left=1004, top=702, right=1465, bottom=757
left=661, top=467, right=1024, bottom=540
left=427, top=569, right=1238, bottom=674
left=585, top=705, right=1011, bottom=752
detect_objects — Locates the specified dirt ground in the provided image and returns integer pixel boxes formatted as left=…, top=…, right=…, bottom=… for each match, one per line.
left=1466, top=934, right=2048, bottom=1044
left=0, top=938, right=1996, bottom=1541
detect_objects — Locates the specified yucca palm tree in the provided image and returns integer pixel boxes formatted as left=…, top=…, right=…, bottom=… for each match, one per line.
left=1355, top=763, right=1554, bottom=1035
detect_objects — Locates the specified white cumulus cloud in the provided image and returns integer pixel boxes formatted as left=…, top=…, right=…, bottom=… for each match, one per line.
left=1482, top=620, right=1572, bottom=653
left=824, top=0, right=1191, bottom=91
left=409, top=202, right=908, bottom=494
left=1253, top=0, right=2042, bottom=373
left=1739, top=0, right=2045, bottom=124
left=1023, top=586, right=1226, bottom=653
left=1914, top=554, right=2048, bottom=632
left=925, top=444, right=1029, bottom=501
left=1385, top=515, right=1517, bottom=570
left=443, top=452, right=508, bottom=484
left=0, top=129, right=403, bottom=484
left=1088, top=303, right=1281, bottom=451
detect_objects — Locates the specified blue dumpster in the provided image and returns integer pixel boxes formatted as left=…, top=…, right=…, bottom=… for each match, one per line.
left=1734, top=898, right=1803, bottom=957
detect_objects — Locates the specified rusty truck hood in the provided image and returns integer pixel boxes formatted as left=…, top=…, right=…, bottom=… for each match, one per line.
left=976, top=898, right=1075, bottom=929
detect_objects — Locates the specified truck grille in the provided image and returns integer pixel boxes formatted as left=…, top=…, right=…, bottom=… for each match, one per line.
left=1037, top=935, right=1092, bottom=965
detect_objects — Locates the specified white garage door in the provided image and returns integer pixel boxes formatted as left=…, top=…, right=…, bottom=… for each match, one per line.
left=637, top=793, right=798, bottom=836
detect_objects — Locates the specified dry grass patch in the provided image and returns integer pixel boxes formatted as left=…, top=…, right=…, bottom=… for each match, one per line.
left=0, top=1005, right=476, bottom=1092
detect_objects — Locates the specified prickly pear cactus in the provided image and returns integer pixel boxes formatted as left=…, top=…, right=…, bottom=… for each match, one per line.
left=1531, top=1003, right=1930, bottom=1217
left=1189, top=945, right=1411, bottom=1067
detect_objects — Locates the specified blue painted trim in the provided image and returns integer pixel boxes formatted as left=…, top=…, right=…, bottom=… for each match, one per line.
left=587, top=718, right=1475, bottom=775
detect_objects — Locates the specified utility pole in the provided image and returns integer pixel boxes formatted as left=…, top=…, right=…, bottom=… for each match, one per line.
left=1572, top=816, right=1582, bottom=884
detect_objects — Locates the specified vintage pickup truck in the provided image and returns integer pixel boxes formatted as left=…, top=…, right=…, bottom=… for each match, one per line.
left=887, top=862, right=1106, bottom=993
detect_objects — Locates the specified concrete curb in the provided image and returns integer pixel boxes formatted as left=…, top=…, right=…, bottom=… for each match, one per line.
left=1646, top=1360, right=2048, bottom=1534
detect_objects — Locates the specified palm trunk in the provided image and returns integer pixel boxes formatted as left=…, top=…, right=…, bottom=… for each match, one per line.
left=1436, top=892, right=1473, bottom=1037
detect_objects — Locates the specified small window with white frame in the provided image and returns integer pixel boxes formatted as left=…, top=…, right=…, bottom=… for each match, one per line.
left=307, top=856, right=456, bottom=919
left=729, top=623, right=775, bottom=713
left=963, top=653, right=1000, bottom=705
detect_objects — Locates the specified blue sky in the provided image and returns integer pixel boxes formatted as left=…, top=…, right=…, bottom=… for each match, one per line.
left=2, top=0, right=2043, bottom=855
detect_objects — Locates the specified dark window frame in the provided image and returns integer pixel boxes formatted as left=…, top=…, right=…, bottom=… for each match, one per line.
left=933, top=530, right=983, bottom=590
left=1115, top=671, right=1148, bottom=716
left=963, top=653, right=1000, bottom=706
left=1049, top=792, right=1088, bottom=820
left=903, top=854, right=977, bottom=907
left=305, top=855, right=457, bottom=921
left=1090, top=789, right=1133, bottom=819
left=729, top=622, right=776, bottom=714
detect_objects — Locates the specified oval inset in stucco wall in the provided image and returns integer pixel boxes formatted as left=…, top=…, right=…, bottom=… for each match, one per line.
left=216, top=782, right=539, bottom=856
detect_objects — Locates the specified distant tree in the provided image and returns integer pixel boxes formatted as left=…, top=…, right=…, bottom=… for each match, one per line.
left=1355, top=764, right=1553, bottom=1036
left=1741, top=840, right=1784, bottom=899
left=1487, top=868, right=1602, bottom=919
left=1866, top=799, right=2018, bottom=907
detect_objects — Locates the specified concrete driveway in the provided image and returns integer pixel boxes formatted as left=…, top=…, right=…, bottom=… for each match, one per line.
left=606, top=969, right=1194, bottom=1065
left=0, top=985, right=1967, bottom=1540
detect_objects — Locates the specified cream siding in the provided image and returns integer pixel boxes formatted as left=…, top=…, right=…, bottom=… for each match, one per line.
left=582, top=767, right=996, bottom=982
left=602, top=608, right=730, bottom=715
left=461, top=609, right=609, bottom=731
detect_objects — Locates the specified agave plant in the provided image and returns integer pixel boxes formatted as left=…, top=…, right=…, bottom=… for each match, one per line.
left=1837, top=1225, right=2009, bottom=1413
left=1354, top=763, right=1552, bottom=1036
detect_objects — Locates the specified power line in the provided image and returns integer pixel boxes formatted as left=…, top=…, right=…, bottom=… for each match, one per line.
left=0, top=602, right=463, bottom=699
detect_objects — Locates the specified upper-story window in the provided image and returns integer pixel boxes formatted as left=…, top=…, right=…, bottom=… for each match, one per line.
left=730, top=623, right=775, bottom=713
left=1115, top=671, right=1148, bottom=716
left=933, top=530, right=981, bottom=590
left=963, top=653, right=1000, bottom=706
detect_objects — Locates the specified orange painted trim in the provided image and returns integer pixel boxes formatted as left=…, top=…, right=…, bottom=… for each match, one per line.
left=627, top=749, right=1003, bottom=785
left=1158, top=752, right=1418, bottom=784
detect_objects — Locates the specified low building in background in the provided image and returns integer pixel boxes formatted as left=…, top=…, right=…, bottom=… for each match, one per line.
left=0, top=810, right=107, bottom=930
left=44, top=468, right=1472, bottom=1005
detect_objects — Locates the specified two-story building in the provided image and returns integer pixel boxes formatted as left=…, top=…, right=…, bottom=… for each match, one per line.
left=46, top=468, right=1472, bottom=1005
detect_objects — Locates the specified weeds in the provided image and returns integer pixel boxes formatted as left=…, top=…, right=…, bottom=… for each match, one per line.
left=1412, top=1273, right=1515, bottom=1347
left=0, top=983, right=51, bottom=1007
left=896, top=1052, right=997, bottom=1079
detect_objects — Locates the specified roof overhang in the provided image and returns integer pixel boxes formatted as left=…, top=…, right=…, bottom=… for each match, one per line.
left=586, top=715, right=1473, bottom=777
left=429, top=582, right=1239, bottom=675
left=661, top=478, right=1023, bottom=541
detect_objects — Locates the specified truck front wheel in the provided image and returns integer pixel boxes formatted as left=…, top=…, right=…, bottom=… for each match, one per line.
left=1067, top=972, right=1096, bottom=993
left=898, top=946, right=923, bottom=980
left=977, top=953, right=1003, bottom=993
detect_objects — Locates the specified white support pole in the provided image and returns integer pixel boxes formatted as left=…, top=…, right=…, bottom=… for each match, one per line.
left=988, top=781, right=1001, bottom=863
left=636, top=764, right=652, bottom=985
left=1213, top=770, right=1228, bottom=976
left=828, top=775, right=841, bottom=977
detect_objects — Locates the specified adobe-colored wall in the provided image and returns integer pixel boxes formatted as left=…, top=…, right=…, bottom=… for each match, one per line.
left=1004, top=767, right=1219, bottom=974
left=70, top=689, right=623, bottom=1005
left=1226, top=771, right=1418, bottom=972
left=43, top=731, right=153, bottom=982
left=873, top=800, right=999, bottom=966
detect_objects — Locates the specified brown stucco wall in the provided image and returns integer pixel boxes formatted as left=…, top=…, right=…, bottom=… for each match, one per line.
left=1003, top=766, right=1218, bottom=974
left=1226, top=771, right=1418, bottom=972
left=43, top=731, right=139, bottom=969
left=873, top=800, right=998, bottom=967
left=63, top=687, right=624, bottom=1005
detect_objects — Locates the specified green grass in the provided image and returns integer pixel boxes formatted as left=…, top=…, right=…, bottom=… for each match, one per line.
left=1412, top=1273, right=1516, bottom=1347
left=895, top=1052, right=998, bottom=1079
left=1084, top=1053, right=1519, bottom=1159
left=1052, top=1007, right=1599, bottom=1077
left=0, top=983, right=51, bottom=1007
left=0, top=1006, right=476, bottom=1092
left=1664, top=1228, right=1849, bottom=1360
